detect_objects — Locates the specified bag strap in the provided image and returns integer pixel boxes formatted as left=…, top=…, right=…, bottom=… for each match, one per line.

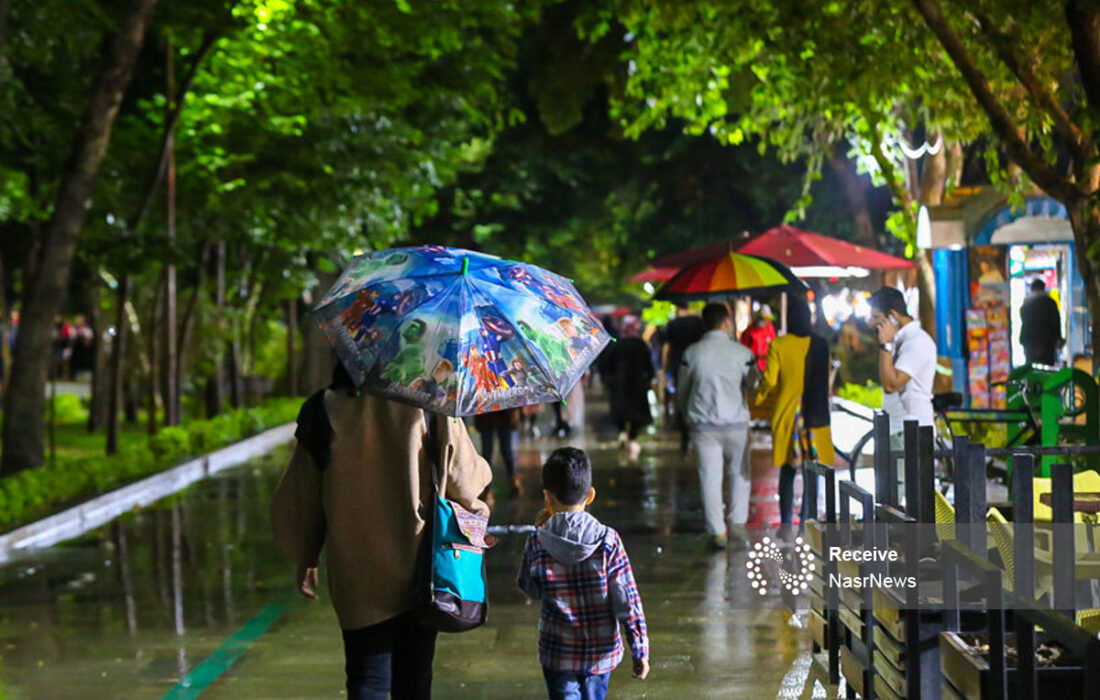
left=425, top=410, right=448, bottom=497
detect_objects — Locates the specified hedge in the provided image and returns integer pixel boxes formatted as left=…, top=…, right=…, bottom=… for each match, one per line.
left=0, top=398, right=300, bottom=532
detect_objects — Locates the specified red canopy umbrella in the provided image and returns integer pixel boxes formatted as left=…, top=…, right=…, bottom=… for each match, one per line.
left=629, top=266, right=679, bottom=283
left=632, top=226, right=910, bottom=282
left=737, top=224, right=912, bottom=273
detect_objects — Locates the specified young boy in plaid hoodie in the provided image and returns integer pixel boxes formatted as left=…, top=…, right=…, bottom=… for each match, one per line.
left=518, top=447, right=650, bottom=700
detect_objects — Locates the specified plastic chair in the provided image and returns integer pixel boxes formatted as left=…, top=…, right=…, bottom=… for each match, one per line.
left=1074, top=468, right=1100, bottom=492
left=934, top=489, right=955, bottom=542
left=1032, top=475, right=1087, bottom=524
left=987, top=507, right=1016, bottom=592
left=987, top=507, right=1100, bottom=630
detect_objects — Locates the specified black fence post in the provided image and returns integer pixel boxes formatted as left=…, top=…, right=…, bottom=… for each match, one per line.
left=955, top=443, right=987, bottom=554
left=952, top=434, right=969, bottom=488
left=1084, top=635, right=1100, bottom=698
left=1012, top=454, right=1036, bottom=598
left=873, top=410, right=891, bottom=505
left=902, top=419, right=918, bottom=513
left=986, top=565, right=1007, bottom=700
left=917, top=425, right=935, bottom=524
left=805, top=464, right=819, bottom=523
left=821, top=465, right=839, bottom=686
left=943, top=547, right=960, bottom=631
left=1012, top=454, right=1037, bottom=700
left=1050, top=462, right=1076, bottom=620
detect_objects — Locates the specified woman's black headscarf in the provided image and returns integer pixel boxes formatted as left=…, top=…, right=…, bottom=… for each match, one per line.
left=295, top=360, right=357, bottom=469
left=786, top=296, right=812, bottom=337
left=788, top=295, right=830, bottom=429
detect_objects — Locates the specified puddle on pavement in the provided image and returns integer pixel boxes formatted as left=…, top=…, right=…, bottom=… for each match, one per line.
left=0, top=429, right=806, bottom=698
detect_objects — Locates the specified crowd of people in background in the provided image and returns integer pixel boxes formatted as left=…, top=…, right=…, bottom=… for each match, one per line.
left=0, top=312, right=97, bottom=393
left=577, top=286, right=938, bottom=547
left=52, top=314, right=96, bottom=381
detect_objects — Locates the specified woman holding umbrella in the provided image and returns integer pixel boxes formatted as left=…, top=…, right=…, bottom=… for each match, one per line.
left=273, top=361, right=491, bottom=699
left=272, top=247, right=610, bottom=699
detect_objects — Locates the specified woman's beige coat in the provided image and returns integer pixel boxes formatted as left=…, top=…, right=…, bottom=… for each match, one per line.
left=272, top=391, right=492, bottom=630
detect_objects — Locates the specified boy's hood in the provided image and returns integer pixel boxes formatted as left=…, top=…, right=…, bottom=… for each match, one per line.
left=538, top=511, right=607, bottom=565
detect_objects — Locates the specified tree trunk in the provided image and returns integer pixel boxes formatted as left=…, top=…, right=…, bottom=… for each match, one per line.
left=147, top=276, right=162, bottom=436
left=163, top=40, right=179, bottom=427
left=287, top=296, right=298, bottom=396
left=913, top=136, right=948, bottom=340
left=0, top=0, right=11, bottom=77
left=87, top=283, right=110, bottom=432
left=946, top=142, right=964, bottom=190
left=0, top=0, right=159, bottom=476
left=177, top=242, right=209, bottom=414
left=1066, top=200, right=1100, bottom=362
left=227, top=340, right=242, bottom=409
left=106, top=277, right=131, bottom=455
left=827, top=144, right=877, bottom=247
left=0, top=248, right=8, bottom=397
left=913, top=253, right=937, bottom=340
left=205, top=240, right=226, bottom=417
left=123, top=375, right=139, bottom=424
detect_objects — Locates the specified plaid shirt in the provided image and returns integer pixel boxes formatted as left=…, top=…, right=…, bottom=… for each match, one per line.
left=518, top=524, right=649, bottom=674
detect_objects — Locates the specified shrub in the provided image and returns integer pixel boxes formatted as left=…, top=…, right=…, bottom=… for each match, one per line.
left=0, top=397, right=297, bottom=532
left=837, top=380, right=883, bottom=409
left=148, top=426, right=192, bottom=462
left=49, top=393, right=88, bottom=425
left=239, top=408, right=265, bottom=436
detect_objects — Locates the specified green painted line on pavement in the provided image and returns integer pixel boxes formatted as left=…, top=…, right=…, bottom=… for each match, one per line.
left=161, top=593, right=297, bottom=699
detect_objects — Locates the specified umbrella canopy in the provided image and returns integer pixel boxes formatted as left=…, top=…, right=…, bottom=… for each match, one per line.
left=312, top=246, right=610, bottom=416
left=629, top=266, right=680, bottom=283
left=634, top=226, right=911, bottom=282
left=738, top=224, right=912, bottom=272
left=654, top=252, right=806, bottom=301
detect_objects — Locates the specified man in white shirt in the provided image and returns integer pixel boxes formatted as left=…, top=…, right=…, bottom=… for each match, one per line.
left=677, top=303, right=755, bottom=550
left=868, top=287, right=936, bottom=436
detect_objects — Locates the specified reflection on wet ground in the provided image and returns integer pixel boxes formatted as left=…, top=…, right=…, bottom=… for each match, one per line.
left=0, top=417, right=807, bottom=698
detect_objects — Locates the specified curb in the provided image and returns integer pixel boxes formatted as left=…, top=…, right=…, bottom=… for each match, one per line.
left=0, top=423, right=295, bottom=565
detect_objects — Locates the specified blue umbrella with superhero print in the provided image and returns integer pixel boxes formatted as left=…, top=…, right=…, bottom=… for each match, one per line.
left=312, top=246, right=611, bottom=416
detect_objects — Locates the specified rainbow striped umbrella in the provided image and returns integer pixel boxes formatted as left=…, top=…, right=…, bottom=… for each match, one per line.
left=654, top=252, right=806, bottom=301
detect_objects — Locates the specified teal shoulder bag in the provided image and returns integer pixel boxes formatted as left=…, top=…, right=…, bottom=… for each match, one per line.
left=416, top=413, right=493, bottom=632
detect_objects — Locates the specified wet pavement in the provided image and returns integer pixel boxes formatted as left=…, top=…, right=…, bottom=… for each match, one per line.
left=0, top=408, right=809, bottom=699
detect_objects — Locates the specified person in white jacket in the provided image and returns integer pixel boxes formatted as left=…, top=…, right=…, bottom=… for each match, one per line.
left=676, top=303, right=755, bottom=550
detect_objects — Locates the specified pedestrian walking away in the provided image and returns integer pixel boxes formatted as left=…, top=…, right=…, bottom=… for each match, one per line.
left=740, top=304, right=776, bottom=373
left=755, top=296, right=835, bottom=530
left=605, top=317, right=654, bottom=460
left=676, top=303, right=754, bottom=550
left=271, top=362, right=492, bottom=700
left=661, top=303, right=707, bottom=454
left=474, top=408, right=521, bottom=496
left=1019, top=278, right=1063, bottom=366
left=518, top=447, right=650, bottom=700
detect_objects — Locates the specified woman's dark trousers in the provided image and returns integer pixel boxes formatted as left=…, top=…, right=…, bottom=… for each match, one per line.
left=343, top=611, right=438, bottom=700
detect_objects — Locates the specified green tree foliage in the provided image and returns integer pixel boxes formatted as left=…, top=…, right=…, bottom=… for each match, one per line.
left=412, top=0, right=884, bottom=301
left=1, top=0, right=544, bottom=473
left=586, top=0, right=1100, bottom=349
left=582, top=1, right=986, bottom=223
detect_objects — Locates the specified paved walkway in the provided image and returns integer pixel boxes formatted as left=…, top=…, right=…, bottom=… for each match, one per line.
left=0, top=403, right=808, bottom=698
